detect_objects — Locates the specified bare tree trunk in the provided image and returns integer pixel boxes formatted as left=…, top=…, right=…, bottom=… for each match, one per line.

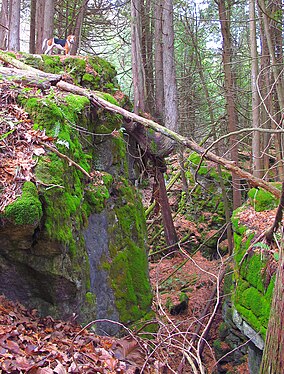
left=8, top=0, right=20, bottom=51
left=54, top=79, right=282, bottom=199
left=141, top=0, right=154, bottom=114
left=249, top=0, right=262, bottom=178
left=218, top=0, right=242, bottom=209
left=131, top=0, right=146, bottom=114
left=154, top=0, right=164, bottom=123
left=35, top=0, right=45, bottom=53
left=258, top=5, right=272, bottom=179
left=72, top=0, right=89, bottom=55
left=162, top=0, right=178, bottom=134
left=29, top=0, right=36, bottom=54
left=0, top=0, right=8, bottom=50
left=43, top=0, right=55, bottom=43
left=155, top=166, right=178, bottom=250
left=258, top=0, right=284, bottom=179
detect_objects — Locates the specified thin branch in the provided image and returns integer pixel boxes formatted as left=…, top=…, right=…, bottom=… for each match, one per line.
left=39, top=141, right=91, bottom=179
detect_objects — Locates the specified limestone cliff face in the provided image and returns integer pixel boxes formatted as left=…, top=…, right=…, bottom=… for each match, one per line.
left=0, top=55, right=152, bottom=335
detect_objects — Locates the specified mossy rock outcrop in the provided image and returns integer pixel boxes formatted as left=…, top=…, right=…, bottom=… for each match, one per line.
left=231, top=206, right=274, bottom=341
left=19, top=53, right=119, bottom=93
left=0, top=55, right=152, bottom=335
left=215, top=186, right=278, bottom=371
left=176, top=152, right=232, bottom=257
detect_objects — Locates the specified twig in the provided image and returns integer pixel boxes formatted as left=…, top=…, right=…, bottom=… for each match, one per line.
left=39, top=141, right=91, bottom=179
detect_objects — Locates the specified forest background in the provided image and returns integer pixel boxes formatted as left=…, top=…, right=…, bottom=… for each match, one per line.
left=1, top=0, right=283, bottom=194
left=0, top=0, right=284, bottom=372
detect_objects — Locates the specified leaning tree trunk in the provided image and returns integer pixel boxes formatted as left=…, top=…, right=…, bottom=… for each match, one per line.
left=154, top=166, right=178, bottom=250
left=1, top=50, right=281, bottom=201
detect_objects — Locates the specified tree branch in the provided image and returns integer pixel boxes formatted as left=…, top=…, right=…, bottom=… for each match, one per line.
left=57, top=80, right=281, bottom=200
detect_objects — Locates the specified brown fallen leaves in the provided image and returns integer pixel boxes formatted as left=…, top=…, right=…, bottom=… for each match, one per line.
left=0, top=295, right=155, bottom=373
left=0, top=84, right=54, bottom=212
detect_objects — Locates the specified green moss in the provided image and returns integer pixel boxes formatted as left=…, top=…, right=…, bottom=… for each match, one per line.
left=248, top=184, right=281, bottom=212
left=84, top=184, right=110, bottom=213
left=241, top=288, right=270, bottom=319
left=63, top=57, right=86, bottom=85
left=110, top=251, right=140, bottom=322
left=188, top=152, right=208, bottom=175
left=95, top=91, right=119, bottom=106
left=231, top=206, right=248, bottom=235
left=264, top=275, right=275, bottom=301
left=107, top=178, right=152, bottom=323
left=4, top=182, right=42, bottom=225
left=17, top=94, right=94, bottom=256
left=85, top=292, right=96, bottom=305
left=235, top=304, right=266, bottom=339
left=110, top=245, right=152, bottom=324
left=8, top=53, right=152, bottom=325
left=240, top=253, right=266, bottom=292
left=41, top=55, right=62, bottom=74
left=82, top=73, right=100, bottom=89
left=231, top=198, right=277, bottom=341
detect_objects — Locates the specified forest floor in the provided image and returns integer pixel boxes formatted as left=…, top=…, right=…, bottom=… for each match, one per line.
left=0, top=247, right=247, bottom=373
left=0, top=81, right=255, bottom=373
left=0, top=103, right=250, bottom=372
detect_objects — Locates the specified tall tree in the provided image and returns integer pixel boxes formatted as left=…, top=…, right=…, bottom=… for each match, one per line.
left=8, top=0, right=20, bottom=51
left=258, top=0, right=284, bottom=180
left=72, top=0, right=90, bottom=54
left=43, top=0, right=55, bottom=43
left=154, top=0, right=164, bottom=123
left=29, top=0, right=36, bottom=54
left=0, top=0, right=8, bottom=50
left=258, top=3, right=272, bottom=179
left=217, top=0, right=242, bottom=209
left=249, top=0, right=261, bottom=178
left=162, top=0, right=179, bottom=134
left=131, top=0, right=146, bottom=114
left=35, top=0, right=45, bottom=53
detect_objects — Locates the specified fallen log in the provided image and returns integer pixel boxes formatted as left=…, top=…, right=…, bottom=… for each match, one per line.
left=0, top=50, right=43, bottom=73
left=57, top=80, right=281, bottom=200
left=0, top=66, right=61, bottom=88
left=0, top=51, right=281, bottom=199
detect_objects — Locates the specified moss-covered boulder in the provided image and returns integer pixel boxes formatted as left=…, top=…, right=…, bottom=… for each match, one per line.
left=231, top=206, right=274, bottom=341
left=0, top=57, right=152, bottom=335
left=215, top=188, right=278, bottom=371
left=19, top=53, right=119, bottom=93
left=247, top=183, right=281, bottom=212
